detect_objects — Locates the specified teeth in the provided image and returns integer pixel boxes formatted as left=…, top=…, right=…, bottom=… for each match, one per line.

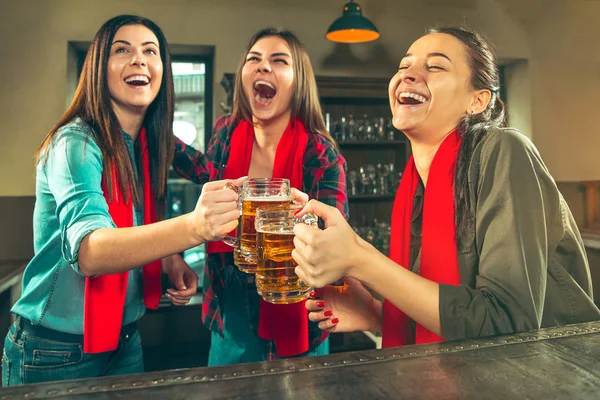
left=254, top=80, right=275, bottom=90
left=255, top=93, right=270, bottom=105
left=125, top=75, right=149, bottom=84
left=399, top=92, right=427, bottom=104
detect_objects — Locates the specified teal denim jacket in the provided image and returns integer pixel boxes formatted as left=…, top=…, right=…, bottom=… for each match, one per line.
left=11, top=118, right=146, bottom=334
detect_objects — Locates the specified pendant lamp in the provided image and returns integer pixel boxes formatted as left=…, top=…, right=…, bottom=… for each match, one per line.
left=326, top=0, right=380, bottom=43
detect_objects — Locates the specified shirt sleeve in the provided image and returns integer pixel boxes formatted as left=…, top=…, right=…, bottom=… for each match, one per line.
left=439, top=129, right=564, bottom=340
left=306, top=138, right=349, bottom=221
left=171, top=116, right=232, bottom=184
left=44, top=127, right=116, bottom=274
left=172, top=138, right=213, bottom=184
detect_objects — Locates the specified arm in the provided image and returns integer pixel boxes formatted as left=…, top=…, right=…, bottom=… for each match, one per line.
left=437, top=129, right=560, bottom=339
left=305, top=137, right=349, bottom=220
left=162, top=253, right=199, bottom=305
left=295, top=129, right=560, bottom=340
left=47, top=127, right=241, bottom=278
left=172, top=115, right=231, bottom=184
left=306, top=277, right=384, bottom=333
left=172, top=138, right=212, bottom=184
left=353, top=239, right=442, bottom=335
left=293, top=202, right=441, bottom=335
left=79, top=178, right=242, bottom=277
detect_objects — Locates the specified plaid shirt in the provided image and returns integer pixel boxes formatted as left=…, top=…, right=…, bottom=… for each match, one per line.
left=173, top=115, right=348, bottom=358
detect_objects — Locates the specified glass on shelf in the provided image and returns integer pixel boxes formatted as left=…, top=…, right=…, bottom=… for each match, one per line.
left=326, top=114, right=403, bottom=144
left=347, top=163, right=400, bottom=197
left=377, top=117, right=386, bottom=141
left=385, top=118, right=396, bottom=141
left=347, top=114, right=356, bottom=141
left=366, top=165, right=377, bottom=194
left=348, top=170, right=359, bottom=196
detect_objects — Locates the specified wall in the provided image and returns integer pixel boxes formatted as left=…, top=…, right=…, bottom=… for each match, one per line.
left=0, top=0, right=531, bottom=197
left=0, top=0, right=598, bottom=260
left=510, top=0, right=600, bottom=182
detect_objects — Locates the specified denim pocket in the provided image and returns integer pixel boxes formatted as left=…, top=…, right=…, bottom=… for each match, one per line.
left=32, top=349, right=72, bottom=367
left=23, top=336, right=83, bottom=370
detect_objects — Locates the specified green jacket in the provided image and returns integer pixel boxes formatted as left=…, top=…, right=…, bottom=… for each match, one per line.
left=410, top=127, right=599, bottom=340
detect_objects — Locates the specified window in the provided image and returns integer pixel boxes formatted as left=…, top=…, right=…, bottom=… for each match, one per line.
left=172, top=60, right=211, bottom=152
left=168, top=55, right=213, bottom=279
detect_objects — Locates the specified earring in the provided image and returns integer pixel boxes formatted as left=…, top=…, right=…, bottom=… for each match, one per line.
left=471, top=110, right=475, bottom=116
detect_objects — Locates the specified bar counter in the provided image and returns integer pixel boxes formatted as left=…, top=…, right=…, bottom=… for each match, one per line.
left=1, top=321, right=599, bottom=399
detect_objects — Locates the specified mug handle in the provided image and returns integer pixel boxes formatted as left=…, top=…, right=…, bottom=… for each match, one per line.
left=294, top=212, right=318, bottom=228
left=222, top=182, right=243, bottom=247
left=293, top=212, right=318, bottom=289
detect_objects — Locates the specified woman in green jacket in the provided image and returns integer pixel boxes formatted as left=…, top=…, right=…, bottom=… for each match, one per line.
left=292, top=27, right=600, bottom=346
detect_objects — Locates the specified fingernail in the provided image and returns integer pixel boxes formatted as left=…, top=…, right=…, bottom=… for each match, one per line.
left=317, top=301, right=325, bottom=308
left=331, top=318, right=339, bottom=324
left=294, top=209, right=302, bottom=215
left=309, top=292, right=316, bottom=298
left=165, top=293, right=172, bottom=298
left=324, top=310, right=332, bottom=317
left=181, top=286, right=187, bottom=290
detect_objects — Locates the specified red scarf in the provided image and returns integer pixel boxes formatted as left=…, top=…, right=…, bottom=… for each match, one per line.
left=83, top=128, right=162, bottom=353
left=382, top=130, right=461, bottom=348
left=207, top=118, right=310, bottom=357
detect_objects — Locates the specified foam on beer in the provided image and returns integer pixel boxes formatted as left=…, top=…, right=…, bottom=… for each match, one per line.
left=245, top=195, right=290, bottom=201
left=256, top=227, right=294, bottom=234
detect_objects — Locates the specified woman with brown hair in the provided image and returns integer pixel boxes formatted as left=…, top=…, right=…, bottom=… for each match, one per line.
left=173, top=28, right=348, bottom=365
left=293, top=27, right=599, bottom=346
left=2, top=15, right=241, bottom=386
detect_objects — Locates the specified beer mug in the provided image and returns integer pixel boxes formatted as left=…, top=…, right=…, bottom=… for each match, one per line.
left=223, top=178, right=292, bottom=273
left=254, top=204, right=317, bottom=304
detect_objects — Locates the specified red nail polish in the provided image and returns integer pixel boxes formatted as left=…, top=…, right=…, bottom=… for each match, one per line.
left=331, top=318, right=339, bottom=324
left=309, top=292, right=316, bottom=298
left=317, top=301, right=325, bottom=308
left=324, top=310, right=332, bottom=317
left=294, top=209, right=302, bottom=216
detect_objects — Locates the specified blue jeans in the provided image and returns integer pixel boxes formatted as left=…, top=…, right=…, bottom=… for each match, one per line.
left=209, top=331, right=329, bottom=366
left=2, top=317, right=144, bottom=386
left=208, top=271, right=329, bottom=366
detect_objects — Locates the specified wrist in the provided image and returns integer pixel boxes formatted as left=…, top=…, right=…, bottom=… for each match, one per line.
left=161, top=255, right=172, bottom=274
left=348, top=236, right=372, bottom=282
left=185, top=213, right=206, bottom=246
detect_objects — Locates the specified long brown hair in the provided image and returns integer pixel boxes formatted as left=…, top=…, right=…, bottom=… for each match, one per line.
left=37, top=15, right=175, bottom=208
left=231, top=28, right=336, bottom=146
left=428, top=27, right=507, bottom=239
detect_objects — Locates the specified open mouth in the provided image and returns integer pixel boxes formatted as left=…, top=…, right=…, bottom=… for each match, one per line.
left=397, top=91, right=428, bottom=105
left=253, top=80, right=276, bottom=105
left=124, top=75, right=150, bottom=87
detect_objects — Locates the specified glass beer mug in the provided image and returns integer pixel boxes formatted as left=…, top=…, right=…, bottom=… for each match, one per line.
left=223, top=178, right=292, bottom=273
left=254, top=204, right=317, bottom=304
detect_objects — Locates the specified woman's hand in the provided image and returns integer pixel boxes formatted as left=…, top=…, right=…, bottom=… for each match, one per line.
left=292, top=200, right=363, bottom=288
left=162, top=254, right=198, bottom=306
left=306, top=277, right=382, bottom=333
left=191, top=177, right=245, bottom=243
left=290, top=188, right=309, bottom=205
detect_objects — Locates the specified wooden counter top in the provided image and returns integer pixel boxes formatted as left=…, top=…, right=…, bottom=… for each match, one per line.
left=1, top=320, right=599, bottom=399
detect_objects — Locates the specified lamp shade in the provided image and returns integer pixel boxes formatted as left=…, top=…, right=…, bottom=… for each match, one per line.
left=326, top=1, right=380, bottom=43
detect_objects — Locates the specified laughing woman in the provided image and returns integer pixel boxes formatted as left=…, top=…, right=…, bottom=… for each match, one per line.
left=173, top=28, right=348, bottom=365
left=2, top=15, right=241, bottom=386
left=292, top=27, right=600, bottom=347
